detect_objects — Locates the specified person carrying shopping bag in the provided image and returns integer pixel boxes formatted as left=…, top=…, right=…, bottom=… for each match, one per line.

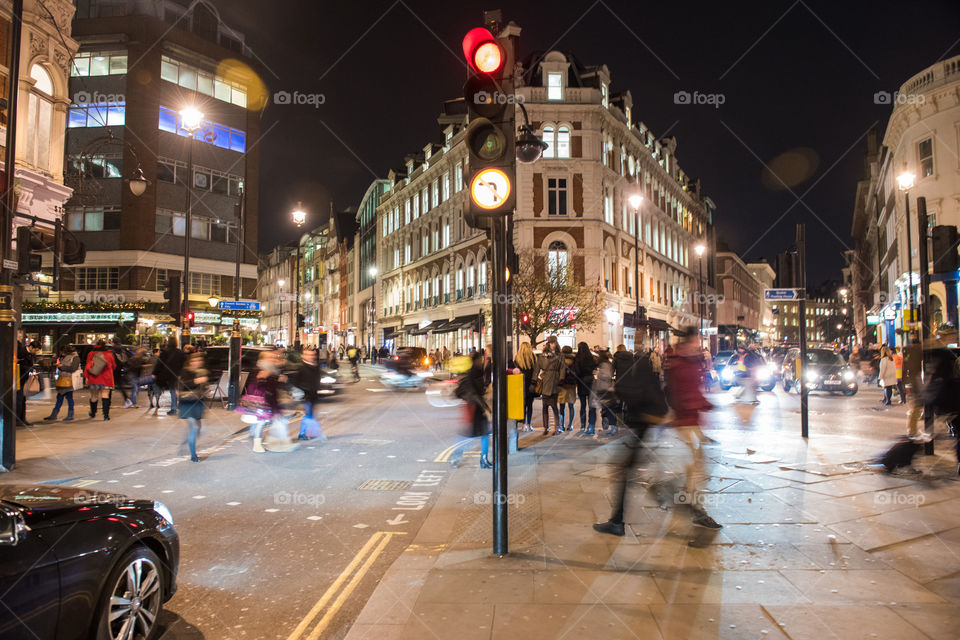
left=292, top=347, right=327, bottom=442
left=84, top=339, right=117, bottom=421
left=44, top=345, right=80, bottom=422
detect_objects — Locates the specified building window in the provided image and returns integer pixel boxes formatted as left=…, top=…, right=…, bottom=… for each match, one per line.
left=918, top=138, right=934, bottom=178
left=68, top=154, right=122, bottom=179
left=66, top=206, right=121, bottom=232
left=454, top=163, right=463, bottom=192
left=75, top=267, right=119, bottom=290
left=601, top=83, right=608, bottom=107
left=547, top=72, right=563, bottom=100
left=69, top=100, right=126, bottom=128
left=604, top=187, right=613, bottom=225
left=404, top=200, right=411, bottom=224
left=548, top=241, right=568, bottom=278
left=548, top=178, right=567, bottom=216
left=556, top=126, right=570, bottom=159
left=542, top=126, right=555, bottom=158
left=71, top=51, right=127, bottom=76
left=156, top=268, right=168, bottom=291
left=158, top=106, right=246, bottom=152
left=431, top=180, right=439, bottom=209
left=189, top=272, right=221, bottom=296
left=442, top=172, right=450, bottom=201
left=443, top=221, right=450, bottom=248
left=160, top=55, right=247, bottom=107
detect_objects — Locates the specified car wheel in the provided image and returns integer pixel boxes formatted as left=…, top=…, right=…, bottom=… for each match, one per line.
left=96, top=546, right=166, bottom=640
left=844, top=389, right=858, bottom=396
left=795, top=380, right=803, bottom=394
left=782, top=377, right=792, bottom=393
left=762, top=384, right=776, bottom=392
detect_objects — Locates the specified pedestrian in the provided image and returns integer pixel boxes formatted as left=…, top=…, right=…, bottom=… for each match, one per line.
left=665, top=327, right=721, bottom=529
left=155, top=338, right=184, bottom=415
left=44, top=344, right=80, bottom=422
left=573, top=342, right=596, bottom=434
left=532, top=337, right=563, bottom=435
left=84, top=339, right=117, bottom=421
left=590, top=350, right=616, bottom=436
left=178, top=350, right=208, bottom=462
left=125, top=347, right=149, bottom=408
left=248, top=349, right=285, bottom=453
left=514, top=342, right=537, bottom=431
left=111, top=336, right=132, bottom=407
left=347, top=345, right=360, bottom=381
left=904, top=335, right=924, bottom=436
left=146, top=348, right=161, bottom=409
left=879, top=346, right=897, bottom=406
left=15, top=336, right=39, bottom=427
left=292, top=347, right=327, bottom=442
left=593, top=346, right=669, bottom=536
left=451, top=350, right=491, bottom=468
left=338, top=344, right=345, bottom=361
left=893, top=346, right=906, bottom=404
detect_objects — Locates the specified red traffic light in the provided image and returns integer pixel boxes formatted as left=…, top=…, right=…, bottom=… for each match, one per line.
left=185, top=311, right=195, bottom=323
left=462, top=27, right=503, bottom=74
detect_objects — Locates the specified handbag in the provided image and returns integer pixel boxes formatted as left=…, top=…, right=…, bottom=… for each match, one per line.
left=72, top=369, right=84, bottom=389
left=23, top=374, right=41, bottom=397
left=56, top=372, right=74, bottom=389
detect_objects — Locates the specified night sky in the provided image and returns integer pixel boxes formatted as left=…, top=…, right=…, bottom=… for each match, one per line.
left=214, top=0, right=960, bottom=281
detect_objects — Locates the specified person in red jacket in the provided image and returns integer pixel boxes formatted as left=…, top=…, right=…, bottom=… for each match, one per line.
left=84, top=339, right=117, bottom=420
left=666, top=328, right=721, bottom=529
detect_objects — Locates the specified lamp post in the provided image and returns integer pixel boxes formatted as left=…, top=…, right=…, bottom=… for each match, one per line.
left=897, top=170, right=916, bottom=342
left=179, top=105, right=204, bottom=347
left=228, top=185, right=245, bottom=410
left=278, top=278, right=286, bottom=347
left=368, top=266, right=378, bottom=358
left=695, top=244, right=706, bottom=350
left=628, top=192, right=643, bottom=349
left=292, top=203, right=306, bottom=351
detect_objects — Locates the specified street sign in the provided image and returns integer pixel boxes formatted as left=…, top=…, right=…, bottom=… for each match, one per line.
left=2, top=259, right=17, bottom=271
left=219, top=300, right=261, bottom=311
left=278, top=293, right=296, bottom=302
left=866, top=315, right=881, bottom=325
left=764, top=288, right=802, bottom=301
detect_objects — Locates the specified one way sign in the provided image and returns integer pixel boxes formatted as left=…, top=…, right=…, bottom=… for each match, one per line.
left=764, top=288, right=803, bottom=301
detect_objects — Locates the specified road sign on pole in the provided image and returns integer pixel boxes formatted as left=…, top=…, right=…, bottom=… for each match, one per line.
left=219, top=300, right=261, bottom=311
left=764, top=288, right=802, bottom=301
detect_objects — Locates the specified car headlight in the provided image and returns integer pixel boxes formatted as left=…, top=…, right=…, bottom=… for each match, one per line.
left=805, top=370, right=819, bottom=383
left=722, top=368, right=734, bottom=381
left=757, top=365, right=772, bottom=380
left=320, top=376, right=336, bottom=384
left=153, top=500, right=174, bottom=526
left=843, top=370, right=855, bottom=381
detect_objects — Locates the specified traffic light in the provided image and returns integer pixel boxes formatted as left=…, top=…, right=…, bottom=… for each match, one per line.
left=164, top=275, right=181, bottom=320
left=297, top=313, right=305, bottom=328
left=462, top=25, right=515, bottom=229
left=16, top=225, right=54, bottom=274
left=519, top=312, right=530, bottom=331
left=184, top=310, right=195, bottom=327
left=931, top=225, right=959, bottom=274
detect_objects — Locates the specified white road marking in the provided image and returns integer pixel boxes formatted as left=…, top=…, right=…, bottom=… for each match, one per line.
left=226, top=501, right=241, bottom=506
left=386, top=514, right=408, bottom=525
left=162, top=490, right=173, bottom=493
left=307, top=515, right=323, bottom=521
left=265, top=508, right=279, bottom=513
left=353, top=523, right=369, bottom=529
left=122, top=470, right=142, bottom=476
left=193, top=495, right=206, bottom=500
left=132, top=484, right=145, bottom=488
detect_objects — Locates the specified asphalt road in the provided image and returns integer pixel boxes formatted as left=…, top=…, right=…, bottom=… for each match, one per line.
left=10, top=372, right=917, bottom=639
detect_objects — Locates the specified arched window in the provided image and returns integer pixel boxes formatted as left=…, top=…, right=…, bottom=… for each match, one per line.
left=548, top=241, right=568, bottom=278
left=542, top=125, right=555, bottom=158
left=26, top=65, right=54, bottom=168
left=557, top=126, right=570, bottom=158
left=479, top=259, right=487, bottom=294
left=456, top=266, right=464, bottom=299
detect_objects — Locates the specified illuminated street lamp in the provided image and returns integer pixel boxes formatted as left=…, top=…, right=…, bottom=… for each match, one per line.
left=207, top=296, right=220, bottom=308
left=898, top=168, right=917, bottom=333
left=629, top=192, right=643, bottom=347
left=291, top=204, right=307, bottom=350
left=695, top=244, right=707, bottom=350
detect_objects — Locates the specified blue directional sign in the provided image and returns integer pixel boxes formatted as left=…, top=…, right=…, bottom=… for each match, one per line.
left=218, top=300, right=261, bottom=311
left=764, top=288, right=802, bottom=301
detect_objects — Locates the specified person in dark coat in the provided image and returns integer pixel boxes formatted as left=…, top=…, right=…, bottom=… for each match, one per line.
left=44, top=344, right=80, bottom=422
left=15, top=337, right=38, bottom=427
left=111, top=337, right=132, bottom=406
left=573, top=342, right=597, bottom=434
left=178, top=350, right=208, bottom=462
left=533, top=338, right=563, bottom=435
left=451, top=350, right=491, bottom=468
left=155, top=338, right=185, bottom=415
left=514, top=342, right=537, bottom=431
left=291, top=348, right=326, bottom=442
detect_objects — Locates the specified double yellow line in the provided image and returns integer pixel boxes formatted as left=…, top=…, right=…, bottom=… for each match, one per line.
left=286, top=531, right=405, bottom=640
left=434, top=439, right=477, bottom=462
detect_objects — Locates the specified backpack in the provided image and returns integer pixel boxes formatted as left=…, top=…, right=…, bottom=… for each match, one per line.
left=614, top=353, right=669, bottom=424
left=89, top=351, right=108, bottom=376
left=562, top=360, right=577, bottom=386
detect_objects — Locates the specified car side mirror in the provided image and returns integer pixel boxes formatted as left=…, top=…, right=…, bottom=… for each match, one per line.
left=0, top=508, right=25, bottom=546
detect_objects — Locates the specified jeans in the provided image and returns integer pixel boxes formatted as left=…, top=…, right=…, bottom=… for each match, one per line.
left=130, top=375, right=154, bottom=405
left=578, top=392, right=590, bottom=430
left=897, top=379, right=906, bottom=403
left=167, top=388, right=178, bottom=411
left=185, top=417, right=200, bottom=458
left=298, top=401, right=325, bottom=439
left=559, top=402, right=575, bottom=430
left=523, top=392, right=535, bottom=426
left=541, top=395, right=559, bottom=431
left=609, top=424, right=650, bottom=524
left=450, top=434, right=489, bottom=465
left=675, top=426, right=707, bottom=503
left=51, top=391, right=74, bottom=416
left=883, top=386, right=894, bottom=405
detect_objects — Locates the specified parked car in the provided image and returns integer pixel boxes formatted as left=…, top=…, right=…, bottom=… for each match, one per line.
left=0, top=484, right=179, bottom=640
left=781, top=348, right=858, bottom=395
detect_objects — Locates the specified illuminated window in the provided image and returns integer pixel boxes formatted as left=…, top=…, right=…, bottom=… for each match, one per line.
left=26, top=65, right=53, bottom=167
left=548, top=241, right=568, bottom=278
left=160, top=55, right=247, bottom=107
left=72, top=51, right=127, bottom=76
left=157, top=106, right=245, bottom=152
left=547, top=72, right=563, bottom=100
left=542, top=126, right=555, bottom=158
left=557, top=126, right=570, bottom=158
left=918, top=138, right=934, bottom=178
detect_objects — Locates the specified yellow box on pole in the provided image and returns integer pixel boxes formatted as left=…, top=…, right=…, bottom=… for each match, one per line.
left=507, top=373, right=524, bottom=421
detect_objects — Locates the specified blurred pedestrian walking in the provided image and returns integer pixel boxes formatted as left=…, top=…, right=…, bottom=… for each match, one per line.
left=178, top=350, right=209, bottom=462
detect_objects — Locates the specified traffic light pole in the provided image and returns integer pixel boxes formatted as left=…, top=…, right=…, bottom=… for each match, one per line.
left=0, top=0, right=23, bottom=471
left=797, top=224, right=809, bottom=439
left=228, top=188, right=245, bottom=410
left=491, top=214, right=509, bottom=556
left=181, top=131, right=196, bottom=347
left=917, top=197, right=934, bottom=455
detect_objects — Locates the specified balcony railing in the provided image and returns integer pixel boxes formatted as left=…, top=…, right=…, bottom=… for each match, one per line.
left=466, top=286, right=474, bottom=298
left=478, top=284, right=486, bottom=295
left=456, top=289, right=463, bottom=301
left=444, top=293, right=451, bottom=304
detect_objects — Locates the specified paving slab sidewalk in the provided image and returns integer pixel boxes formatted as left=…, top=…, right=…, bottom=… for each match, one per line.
left=345, top=428, right=960, bottom=640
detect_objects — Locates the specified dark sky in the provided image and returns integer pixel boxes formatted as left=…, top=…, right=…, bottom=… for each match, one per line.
left=214, top=0, right=960, bottom=281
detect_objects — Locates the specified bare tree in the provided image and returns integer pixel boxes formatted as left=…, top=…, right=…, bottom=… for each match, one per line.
left=511, top=250, right=602, bottom=346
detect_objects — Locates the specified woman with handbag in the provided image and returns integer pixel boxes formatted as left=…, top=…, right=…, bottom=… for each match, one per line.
left=533, top=338, right=563, bottom=436
left=84, top=339, right=117, bottom=421
left=514, top=342, right=537, bottom=431
left=44, top=345, right=80, bottom=422
left=178, top=350, right=209, bottom=462
left=450, top=350, right=491, bottom=468
left=248, top=349, right=285, bottom=453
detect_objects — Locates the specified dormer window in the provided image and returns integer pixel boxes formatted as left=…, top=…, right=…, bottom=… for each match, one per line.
left=601, top=83, right=608, bottom=108
left=625, top=106, right=632, bottom=127
left=547, top=72, right=563, bottom=100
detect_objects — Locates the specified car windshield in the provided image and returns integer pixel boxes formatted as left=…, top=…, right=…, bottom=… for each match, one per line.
left=806, top=350, right=843, bottom=365
left=715, top=351, right=734, bottom=362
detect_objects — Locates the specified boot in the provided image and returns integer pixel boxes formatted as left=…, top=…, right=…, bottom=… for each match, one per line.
left=44, top=410, right=58, bottom=421
left=63, top=409, right=74, bottom=422
left=480, top=456, right=492, bottom=469
left=89, top=401, right=98, bottom=418
left=252, top=437, right=265, bottom=453
left=101, top=397, right=111, bottom=421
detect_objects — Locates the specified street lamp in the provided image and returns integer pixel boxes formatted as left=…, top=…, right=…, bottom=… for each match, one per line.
left=628, top=192, right=643, bottom=349
left=278, top=278, right=286, bottom=347
left=207, top=296, right=220, bottom=308
left=178, top=105, right=204, bottom=347
left=367, top=265, right=378, bottom=357
left=695, top=243, right=707, bottom=350
left=292, top=203, right=306, bottom=351
left=898, top=169, right=917, bottom=341
left=128, top=166, right=148, bottom=196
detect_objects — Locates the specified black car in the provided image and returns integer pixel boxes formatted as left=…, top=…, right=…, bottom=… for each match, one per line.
left=781, top=348, right=858, bottom=395
left=0, top=484, right=179, bottom=640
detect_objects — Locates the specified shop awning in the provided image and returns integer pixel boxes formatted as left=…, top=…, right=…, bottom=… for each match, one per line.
left=435, top=314, right=481, bottom=333
left=644, top=317, right=674, bottom=333
left=402, top=324, right=419, bottom=333
left=409, top=320, right=447, bottom=336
